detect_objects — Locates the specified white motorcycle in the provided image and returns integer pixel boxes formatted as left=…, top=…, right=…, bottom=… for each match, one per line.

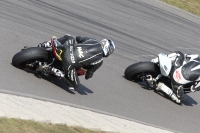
left=124, top=53, right=196, bottom=104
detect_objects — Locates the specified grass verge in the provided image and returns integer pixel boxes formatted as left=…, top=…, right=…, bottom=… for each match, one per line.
left=161, top=0, right=200, bottom=17
left=0, top=117, right=109, bottom=133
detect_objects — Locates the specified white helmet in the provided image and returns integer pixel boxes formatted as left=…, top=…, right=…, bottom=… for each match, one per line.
left=101, top=39, right=115, bottom=57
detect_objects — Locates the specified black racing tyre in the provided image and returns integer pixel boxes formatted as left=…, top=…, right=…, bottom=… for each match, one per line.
left=124, top=61, right=160, bottom=82
left=12, top=47, right=48, bottom=68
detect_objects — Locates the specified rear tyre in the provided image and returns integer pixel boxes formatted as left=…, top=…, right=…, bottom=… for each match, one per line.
left=124, top=61, right=160, bottom=82
left=12, top=47, right=48, bottom=68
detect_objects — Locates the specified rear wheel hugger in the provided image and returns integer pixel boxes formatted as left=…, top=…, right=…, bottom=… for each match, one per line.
left=124, top=61, right=160, bottom=81
left=12, top=47, right=48, bottom=68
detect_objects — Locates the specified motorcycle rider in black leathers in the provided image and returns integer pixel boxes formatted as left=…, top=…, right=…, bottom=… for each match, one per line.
left=38, top=34, right=115, bottom=91
left=152, top=51, right=200, bottom=104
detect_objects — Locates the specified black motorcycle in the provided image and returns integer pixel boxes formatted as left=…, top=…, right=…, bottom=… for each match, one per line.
left=12, top=36, right=86, bottom=87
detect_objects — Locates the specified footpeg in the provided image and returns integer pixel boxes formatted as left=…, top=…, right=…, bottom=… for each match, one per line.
left=21, top=46, right=28, bottom=51
left=145, top=75, right=155, bottom=87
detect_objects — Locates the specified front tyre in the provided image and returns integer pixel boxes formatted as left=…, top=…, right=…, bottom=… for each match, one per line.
left=124, top=61, right=160, bottom=81
left=12, top=47, right=48, bottom=68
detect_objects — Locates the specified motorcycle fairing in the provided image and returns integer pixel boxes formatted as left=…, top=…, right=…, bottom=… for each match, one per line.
left=158, top=53, right=172, bottom=77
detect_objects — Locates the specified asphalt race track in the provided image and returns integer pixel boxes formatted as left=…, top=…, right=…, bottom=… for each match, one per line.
left=1, top=0, right=200, bottom=133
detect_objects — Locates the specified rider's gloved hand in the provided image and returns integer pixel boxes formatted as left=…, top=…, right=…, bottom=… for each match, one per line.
left=85, top=71, right=93, bottom=80
left=190, top=82, right=200, bottom=92
left=185, top=54, right=199, bottom=61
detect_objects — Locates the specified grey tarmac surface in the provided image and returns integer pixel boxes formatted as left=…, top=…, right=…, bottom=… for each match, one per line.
left=1, top=0, right=200, bottom=133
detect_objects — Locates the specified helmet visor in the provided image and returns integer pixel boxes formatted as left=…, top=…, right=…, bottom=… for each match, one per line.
left=101, top=39, right=110, bottom=56
left=108, top=40, right=115, bottom=55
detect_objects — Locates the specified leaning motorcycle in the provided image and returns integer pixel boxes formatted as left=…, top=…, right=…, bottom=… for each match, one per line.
left=12, top=36, right=86, bottom=88
left=124, top=53, right=195, bottom=104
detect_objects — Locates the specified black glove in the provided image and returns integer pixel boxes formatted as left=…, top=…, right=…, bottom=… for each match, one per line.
left=190, top=81, right=200, bottom=92
left=38, top=43, right=45, bottom=47
left=85, top=71, right=93, bottom=80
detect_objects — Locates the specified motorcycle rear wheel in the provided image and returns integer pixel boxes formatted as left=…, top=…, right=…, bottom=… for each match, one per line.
left=12, top=47, right=48, bottom=68
left=124, top=61, right=160, bottom=82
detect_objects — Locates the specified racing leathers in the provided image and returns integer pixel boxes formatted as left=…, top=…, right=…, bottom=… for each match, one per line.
left=54, top=35, right=103, bottom=90
left=169, top=52, right=200, bottom=93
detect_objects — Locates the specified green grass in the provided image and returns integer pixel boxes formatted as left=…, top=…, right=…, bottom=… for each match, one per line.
left=161, top=0, right=200, bottom=17
left=0, top=117, right=110, bottom=133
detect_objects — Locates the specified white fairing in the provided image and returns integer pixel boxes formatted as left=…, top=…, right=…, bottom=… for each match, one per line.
left=158, top=53, right=172, bottom=76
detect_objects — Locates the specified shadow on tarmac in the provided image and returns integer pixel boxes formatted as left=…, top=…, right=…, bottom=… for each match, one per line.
left=123, top=76, right=198, bottom=106
left=12, top=65, right=94, bottom=95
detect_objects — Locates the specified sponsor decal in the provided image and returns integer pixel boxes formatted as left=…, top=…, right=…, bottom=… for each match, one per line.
left=70, top=46, right=75, bottom=63
left=77, top=47, right=84, bottom=58
left=164, top=65, right=168, bottom=71
left=175, top=70, right=181, bottom=82
left=71, top=69, right=74, bottom=81
left=70, top=46, right=73, bottom=52
left=91, top=58, right=103, bottom=65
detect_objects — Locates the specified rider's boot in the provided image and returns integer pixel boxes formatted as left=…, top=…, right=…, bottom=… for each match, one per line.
left=61, top=77, right=75, bottom=91
left=51, top=67, right=65, bottom=77
left=176, top=86, right=184, bottom=101
left=51, top=67, right=75, bottom=91
left=38, top=41, right=51, bottom=48
left=156, top=82, right=181, bottom=104
left=68, top=87, right=75, bottom=91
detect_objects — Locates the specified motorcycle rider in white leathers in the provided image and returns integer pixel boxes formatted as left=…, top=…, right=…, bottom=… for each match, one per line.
left=152, top=51, right=200, bottom=104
